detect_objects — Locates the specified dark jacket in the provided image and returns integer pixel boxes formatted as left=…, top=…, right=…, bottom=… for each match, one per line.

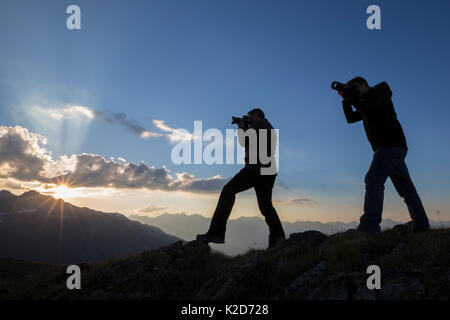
left=239, top=118, right=276, bottom=171
left=342, top=82, right=407, bottom=151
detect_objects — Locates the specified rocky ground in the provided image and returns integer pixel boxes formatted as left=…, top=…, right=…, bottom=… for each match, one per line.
left=1, top=225, right=449, bottom=300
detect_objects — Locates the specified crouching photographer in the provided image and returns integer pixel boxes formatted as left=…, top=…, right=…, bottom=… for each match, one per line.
left=332, top=77, right=430, bottom=235
left=196, top=108, right=285, bottom=248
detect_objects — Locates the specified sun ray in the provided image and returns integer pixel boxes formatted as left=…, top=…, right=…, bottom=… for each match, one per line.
left=32, top=192, right=60, bottom=243
left=35, top=196, right=54, bottom=210
left=59, top=198, right=64, bottom=254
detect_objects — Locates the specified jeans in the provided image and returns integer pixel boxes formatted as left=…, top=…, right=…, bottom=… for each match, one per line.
left=208, top=166, right=286, bottom=242
left=359, top=147, right=430, bottom=231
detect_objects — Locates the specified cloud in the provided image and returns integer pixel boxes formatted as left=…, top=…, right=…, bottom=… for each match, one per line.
left=34, top=105, right=163, bottom=139
left=33, top=105, right=198, bottom=143
left=152, top=120, right=176, bottom=133
left=0, top=126, right=53, bottom=182
left=94, top=111, right=163, bottom=139
left=34, top=105, right=95, bottom=120
left=0, top=180, right=26, bottom=190
left=0, top=126, right=227, bottom=194
left=33, top=105, right=194, bottom=142
left=152, top=119, right=194, bottom=142
left=137, top=204, right=170, bottom=214
left=273, top=198, right=317, bottom=206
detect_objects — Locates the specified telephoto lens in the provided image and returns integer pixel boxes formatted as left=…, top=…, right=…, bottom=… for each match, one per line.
left=231, top=116, right=241, bottom=124
left=331, top=81, right=348, bottom=92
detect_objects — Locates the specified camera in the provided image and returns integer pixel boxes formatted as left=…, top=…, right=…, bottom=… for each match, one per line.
left=232, top=115, right=251, bottom=128
left=331, top=81, right=359, bottom=100
left=331, top=81, right=348, bottom=92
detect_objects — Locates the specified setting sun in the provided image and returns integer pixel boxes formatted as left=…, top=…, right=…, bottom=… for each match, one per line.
left=49, top=185, right=79, bottom=200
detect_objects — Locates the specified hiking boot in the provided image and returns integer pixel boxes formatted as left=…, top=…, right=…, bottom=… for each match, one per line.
left=196, top=232, right=225, bottom=244
left=393, top=221, right=430, bottom=233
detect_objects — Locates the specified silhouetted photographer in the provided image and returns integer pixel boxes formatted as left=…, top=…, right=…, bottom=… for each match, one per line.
left=333, top=77, right=430, bottom=234
left=196, top=108, right=286, bottom=248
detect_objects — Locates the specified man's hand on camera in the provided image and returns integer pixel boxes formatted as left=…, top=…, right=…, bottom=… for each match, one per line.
left=237, top=119, right=246, bottom=129
left=339, top=91, right=350, bottom=101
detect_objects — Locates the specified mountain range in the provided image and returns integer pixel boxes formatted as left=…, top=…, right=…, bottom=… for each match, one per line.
left=1, top=189, right=448, bottom=263
left=0, top=190, right=179, bottom=264
left=129, top=212, right=450, bottom=256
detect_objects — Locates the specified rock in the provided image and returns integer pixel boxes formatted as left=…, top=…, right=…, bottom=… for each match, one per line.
left=307, top=273, right=349, bottom=300
left=288, top=231, right=328, bottom=247
left=391, top=221, right=415, bottom=232
left=307, top=271, right=426, bottom=300
left=83, top=239, right=212, bottom=299
left=182, top=240, right=211, bottom=256
left=282, top=261, right=328, bottom=299
left=348, top=272, right=376, bottom=300
left=307, top=271, right=375, bottom=300
left=159, top=240, right=211, bottom=259
left=377, top=273, right=425, bottom=300
left=195, top=252, right=267, bottom=299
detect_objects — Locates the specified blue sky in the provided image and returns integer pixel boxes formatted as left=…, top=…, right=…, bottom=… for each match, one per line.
left=1, top=0, right=449, bottom=222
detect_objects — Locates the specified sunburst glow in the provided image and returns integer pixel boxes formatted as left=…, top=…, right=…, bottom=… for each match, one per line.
left=48, top=185, right=80, bottom=200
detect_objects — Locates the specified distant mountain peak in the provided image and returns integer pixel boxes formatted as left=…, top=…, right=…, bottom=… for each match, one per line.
left=0, top=190, right=15, bottom=198
left=21, top=190, right=43, bottom=197
left=18, top=190, right=56, bottom=202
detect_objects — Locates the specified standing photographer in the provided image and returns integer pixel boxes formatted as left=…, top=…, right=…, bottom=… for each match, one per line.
left=335, top=77, right=430, bottom=235
left=196, top=108, right=286, bottom=248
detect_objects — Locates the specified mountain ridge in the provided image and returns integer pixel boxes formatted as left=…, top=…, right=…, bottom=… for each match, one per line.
left=129, top=212, right=449, bottom=256
left=0, top=190, right=180, bottom=264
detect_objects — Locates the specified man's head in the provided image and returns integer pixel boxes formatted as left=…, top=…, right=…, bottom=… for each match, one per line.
left=344, top=76, right=370, bottom=99
left=247, top=108, right=265, bottom=121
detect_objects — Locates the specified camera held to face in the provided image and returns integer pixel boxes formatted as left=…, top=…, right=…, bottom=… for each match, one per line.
left=331, top=81, right=359, bottom=100
left=232, top=115, right=252, bottom=128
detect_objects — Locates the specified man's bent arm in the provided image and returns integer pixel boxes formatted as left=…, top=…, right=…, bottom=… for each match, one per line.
left=342, top=100, right=362, bottom=123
